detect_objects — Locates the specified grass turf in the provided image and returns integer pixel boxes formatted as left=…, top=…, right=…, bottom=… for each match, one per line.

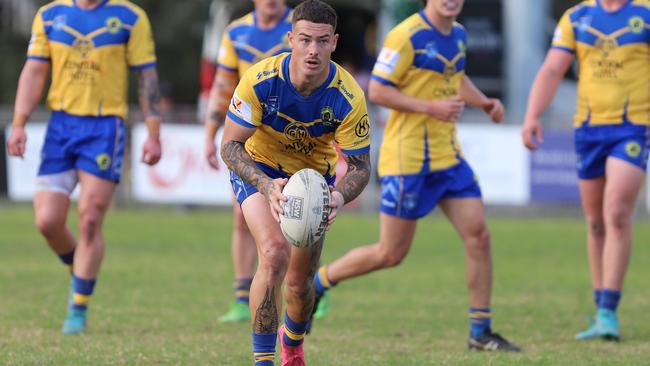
left=0, top=205, right=649, bottom=365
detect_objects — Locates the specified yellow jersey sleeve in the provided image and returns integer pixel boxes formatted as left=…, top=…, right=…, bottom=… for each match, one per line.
left=371, top=28, right=414, bottom=86
left=27, top=10, right=50, bottom=60
left=551, top=10, right=576, bottom=53
left=335, top=97, right=371, bottom=155
left=217, top=30, right=239, bottom=72
left=127, top=10, right=156, bottom=69
left=226, top=72, right=263, bottom=128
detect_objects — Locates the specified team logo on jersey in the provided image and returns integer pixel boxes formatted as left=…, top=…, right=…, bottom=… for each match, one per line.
left=72, top=38, right=95, bottom=58
left=424, top=41, right=438, bottom=59
left=374, top=47, right=400, bottom=75
left=578, top=16, right=592, bottom=31
left=53, top=15, right=67, bottom=31
left=457, top=40, right=466, bottom=55
left=106, top=17, right=123, bottom=34
left=263, top=96, right=279, bottom=116
left=625, top=141, right=642, bottom=158
left=629, top=17, right=645, bottom=34
left=96, top=153, right=111, bottom=171
left=321, top=107, right=334, bottom=126
left=284, top=122, right=310, bottom=141
left=355, top=114, right=370, bottom=138
left=443, top=64, right=456, bottom=83
left=284, top=122, right=315, bottom=155
left=595, top=37, right=617, bottom=58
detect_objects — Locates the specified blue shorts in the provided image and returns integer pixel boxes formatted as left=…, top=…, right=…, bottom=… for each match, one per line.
left=380, top=159, right=482, bottom=220
left=39, top=111, right=126, bottom=183
left=575, top=123, right=650, bottom=179
left=230, top=162, right=336, bottom=205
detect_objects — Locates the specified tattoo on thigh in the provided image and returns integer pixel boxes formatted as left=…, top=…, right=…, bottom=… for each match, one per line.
left=254, top=286, right=278, bottom=334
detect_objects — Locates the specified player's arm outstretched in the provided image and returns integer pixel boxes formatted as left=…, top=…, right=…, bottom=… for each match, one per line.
left=221, top=118, right=288, bottom=221
left=459, top=76, right=504, bottom=123
left=522, top=49, right=574, bottom=150
left=135, top=67, right=163, bottom=165
left=6, top=60, right=50, bottom=158
left=368, top=79, right=464, bottom=123
left=204, top=67, right=239, bottom=169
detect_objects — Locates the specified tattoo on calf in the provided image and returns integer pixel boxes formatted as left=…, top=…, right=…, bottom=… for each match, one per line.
left=254, top=286, right=278, bottom=334
left=336, top=153, right=371, bottom=204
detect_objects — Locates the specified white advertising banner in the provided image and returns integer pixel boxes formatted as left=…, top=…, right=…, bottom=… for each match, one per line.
left=131, top=124, right=232, bottom=205
left=456, top=124, right=530, bottom=205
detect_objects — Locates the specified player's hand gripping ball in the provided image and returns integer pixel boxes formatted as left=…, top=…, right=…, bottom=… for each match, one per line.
left=279, top=168, right=331, bottom=247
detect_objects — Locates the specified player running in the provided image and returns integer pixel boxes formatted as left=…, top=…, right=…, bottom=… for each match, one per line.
left=523, top=0, right=650, bottom=341
left=6, top=0, right=162, bottom=334
left=204, top=0, right=293, bottom=324
left=310, top=0, right=520, bottom=352
left=220, top=1, right=371, bottom=364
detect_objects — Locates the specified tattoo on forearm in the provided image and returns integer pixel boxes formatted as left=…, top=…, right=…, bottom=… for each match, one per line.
left=221, top=141, right=274, bottom=195
left=254, top=286, right=278, bottom=333
left=137, top=68, right=161, bottom=118
left=336, top=153, right=371, bottom=204
left=208, top=111, right=225, bottom=129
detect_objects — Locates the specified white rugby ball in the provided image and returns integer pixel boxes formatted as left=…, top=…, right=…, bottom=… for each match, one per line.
left=280, top=168, right=331, bottom=247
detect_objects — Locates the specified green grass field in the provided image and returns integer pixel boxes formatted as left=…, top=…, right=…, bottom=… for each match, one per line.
left=1, top=204, right=649, bottom=365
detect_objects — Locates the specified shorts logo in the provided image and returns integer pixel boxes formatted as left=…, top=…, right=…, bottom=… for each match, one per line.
left=629, top=17, right=644, bottom=34
left=355, top=114, right=370, bottom=138
left=403, top=193, right=418, bottom=212
left=96, top=153, right=111, bottom=171
left=321, top=107, right=334, bottom=126
left=625, top=141, right=641, bottom=158
left=106, top=17, right=123, bottom=34
left=283, top=196, right=304, bottom=220
left=72, top=38, right=95, bottom=58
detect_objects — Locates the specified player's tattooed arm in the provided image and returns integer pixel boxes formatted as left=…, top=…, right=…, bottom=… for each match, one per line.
left=136, top=67, right=161, bottom=120
left=254, top=286, right=278, bottom=334
left=335, top=152, right=371, bottom=204
left=221, top=140, right=275, bottom=196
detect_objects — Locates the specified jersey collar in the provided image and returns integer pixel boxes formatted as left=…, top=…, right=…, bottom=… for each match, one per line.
left=282, top=54, right=336, bottom=101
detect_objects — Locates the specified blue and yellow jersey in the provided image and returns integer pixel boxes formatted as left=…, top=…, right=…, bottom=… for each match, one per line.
left=218, top=8, right=292, bottom=76
left=27, top=0, right=156, bottom=120
left=371, top=11, right=467, bottom=176
left=227, top=53, right=370, bottom=178
left=552, top=0, right=650, bottom=127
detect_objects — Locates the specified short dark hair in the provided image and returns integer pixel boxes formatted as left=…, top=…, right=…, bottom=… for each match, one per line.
left=292, top=0, right=337, bottom=31
left=421, top=0, right=427, bottom=5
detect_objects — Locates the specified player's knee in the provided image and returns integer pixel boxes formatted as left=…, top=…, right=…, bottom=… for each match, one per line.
left=78, top=210, right=102, bottom=240
left=377, top=244, right=408, bottom=268
left=586, top=217, right=605, bottom=238
left=465, top=225, right=491, bottom=254
left=258, top=241, right=290, bottom=281
left=34, top=213, right=64, bottom=238
left=605, top=205, right=632, bottom=231
left=284, top=275, right=312, bottom=300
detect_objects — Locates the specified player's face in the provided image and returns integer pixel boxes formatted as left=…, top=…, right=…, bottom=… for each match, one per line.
left=253, top=0, right=285, bottom=18
left=431, top=0, right=464, bottom=18
left=288, top=20, right=338, bottom=78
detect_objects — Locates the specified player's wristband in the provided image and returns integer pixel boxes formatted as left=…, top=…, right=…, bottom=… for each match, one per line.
left=12, top=113, right=28, bottom=128
left=145, top=116, right=161, bottom=136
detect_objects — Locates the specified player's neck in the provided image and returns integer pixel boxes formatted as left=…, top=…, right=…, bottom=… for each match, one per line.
left=288, top=59, right=330, bottom=97
left=599, top=0, right=628, bottom=12
left=423, top=7, right=454, bottom=35
left=75, top=0, right=104, bottom=10
left=256, top=6, right=287, bottom=30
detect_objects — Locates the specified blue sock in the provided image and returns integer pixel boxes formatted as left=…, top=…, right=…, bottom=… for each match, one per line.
left=252, top=332, right=276, bottom=366
left=235, top=277, right=253, bottom=304
left=283, top=312, right=309, bottom=347
left=469, top=307, right=491, bottom=338
left=58, top=249, right=75, bottom=273
left=71, top=275, right=96, bottom=311
left=599, top=289, right=621, bottom=312
left=314, top=266, right=337, bottom=296
left=593, top=289, right=602, bottom=308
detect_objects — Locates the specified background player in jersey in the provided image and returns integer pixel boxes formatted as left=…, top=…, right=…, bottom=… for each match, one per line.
left=204, top=0, right=292, bottom=324
left=310, top=0, right=520, bottom=351
left=522, top=0, right=650, bottom=341
left=6, top=0, right=162, bottom=334
left=220, top=1, right=371, bottom=364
